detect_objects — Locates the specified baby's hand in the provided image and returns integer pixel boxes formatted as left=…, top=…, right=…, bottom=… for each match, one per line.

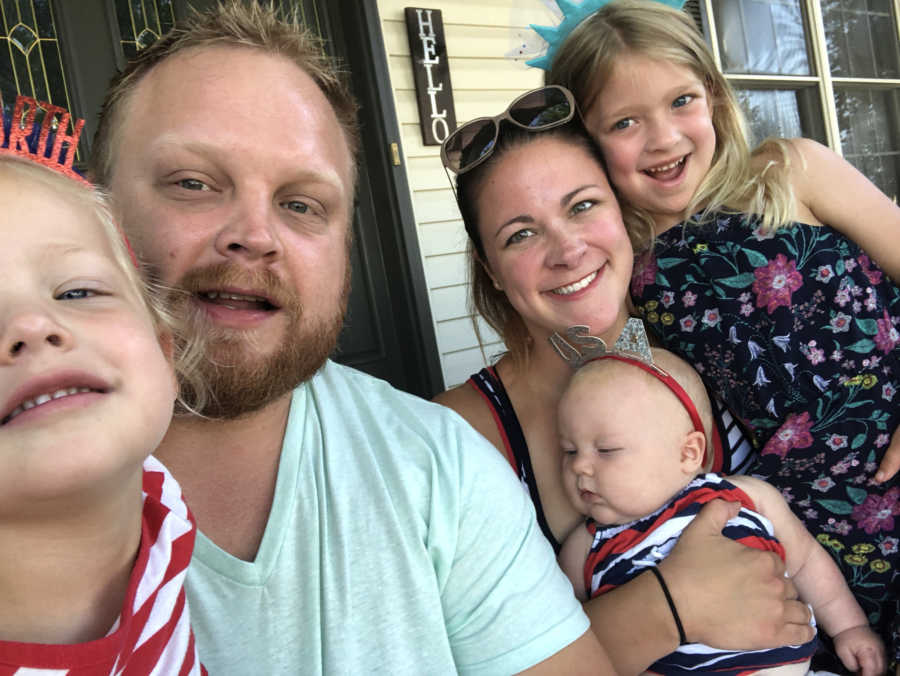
left=833, top=624, right=885, bottom=675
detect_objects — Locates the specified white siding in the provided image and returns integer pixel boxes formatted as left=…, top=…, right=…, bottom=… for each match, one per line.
left=375, top=0, right=549, bottom=387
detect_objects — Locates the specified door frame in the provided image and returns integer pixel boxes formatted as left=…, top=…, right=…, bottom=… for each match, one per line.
left=325, top=0, right=444, bottom=397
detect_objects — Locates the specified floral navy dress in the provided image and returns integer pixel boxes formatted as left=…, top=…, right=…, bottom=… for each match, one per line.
left=630, top=212, right=900, bottom=667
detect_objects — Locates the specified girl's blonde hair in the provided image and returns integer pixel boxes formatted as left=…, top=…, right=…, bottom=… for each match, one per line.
left=1, top=155, right=209, bottom=413
left=547, top=0, right=794, bottom=253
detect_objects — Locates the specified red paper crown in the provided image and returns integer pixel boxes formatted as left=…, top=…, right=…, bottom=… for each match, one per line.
left=1, top=94, right=87, bottom=184
left=1, top=94, right=139, bottom=266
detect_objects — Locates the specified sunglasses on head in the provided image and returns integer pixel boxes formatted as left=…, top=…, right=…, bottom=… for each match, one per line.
left=440, top=85, right=577, bottom=176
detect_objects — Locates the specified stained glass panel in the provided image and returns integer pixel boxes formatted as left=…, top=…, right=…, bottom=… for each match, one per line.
left=114, top=1, right=323, bottom=58
left=270, top=1, right=323, bottom=34
left=0, top=0, right=79, bottom=160
left=115, top=0, right=175, bottom=60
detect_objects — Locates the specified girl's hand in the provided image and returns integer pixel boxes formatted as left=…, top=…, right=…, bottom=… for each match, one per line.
left=658, top=499, right=815, bottom=650
left=875, top=426, right=900, bottom=483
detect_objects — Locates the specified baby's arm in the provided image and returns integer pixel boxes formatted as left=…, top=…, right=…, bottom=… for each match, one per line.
left=558, top=523, right=593, bottom=602
left=730, top=475, right=885, bottom=675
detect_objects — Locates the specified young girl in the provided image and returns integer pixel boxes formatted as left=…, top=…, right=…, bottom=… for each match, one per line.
left=0, top=97, right=205, bottom=673
left=541, top=0, right=900, bottom=669
left=556, top=332, right=883, bottom=674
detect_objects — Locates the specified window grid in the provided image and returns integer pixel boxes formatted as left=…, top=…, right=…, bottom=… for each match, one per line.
left=699, top=0, right=900, bottom=199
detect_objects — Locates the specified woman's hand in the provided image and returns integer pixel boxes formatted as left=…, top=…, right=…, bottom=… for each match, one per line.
left=658, top=499, right=815, bottom=650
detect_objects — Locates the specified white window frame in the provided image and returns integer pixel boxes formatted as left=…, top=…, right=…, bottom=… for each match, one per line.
left=699, top=0, right=900, bottom=155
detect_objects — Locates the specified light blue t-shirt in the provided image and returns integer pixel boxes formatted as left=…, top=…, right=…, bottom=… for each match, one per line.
left=185, top=360, right=588, bottom=674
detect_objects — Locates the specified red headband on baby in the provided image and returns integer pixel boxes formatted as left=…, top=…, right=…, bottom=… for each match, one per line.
left=586, top=353, right=705, bottom=436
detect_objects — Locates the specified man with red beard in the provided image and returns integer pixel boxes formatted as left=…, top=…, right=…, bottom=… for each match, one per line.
left=89, top=2, right=610, bottom=673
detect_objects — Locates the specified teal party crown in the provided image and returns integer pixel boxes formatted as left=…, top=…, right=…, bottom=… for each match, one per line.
left=526, top=0, right=688, bottom=70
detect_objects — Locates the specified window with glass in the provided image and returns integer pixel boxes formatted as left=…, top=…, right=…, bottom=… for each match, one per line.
left=695, top=0, right=900, bottom=201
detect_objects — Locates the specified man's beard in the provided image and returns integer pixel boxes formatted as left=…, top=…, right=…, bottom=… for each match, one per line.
left=171, top=262, right=349, bottom=420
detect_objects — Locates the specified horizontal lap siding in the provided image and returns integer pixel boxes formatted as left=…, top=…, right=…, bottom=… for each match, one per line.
left=376, top=0, right=548, bottom=386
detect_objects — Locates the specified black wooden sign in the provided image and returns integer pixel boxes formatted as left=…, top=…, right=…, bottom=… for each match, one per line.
left=404, top=7, right=457, bottom=146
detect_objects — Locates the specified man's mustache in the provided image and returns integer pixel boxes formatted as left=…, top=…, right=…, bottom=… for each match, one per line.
left=159, top=262, right=300, bottom=313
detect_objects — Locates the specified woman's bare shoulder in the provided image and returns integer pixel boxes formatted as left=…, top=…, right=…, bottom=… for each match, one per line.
left=433, top=381, right=505, bottom=452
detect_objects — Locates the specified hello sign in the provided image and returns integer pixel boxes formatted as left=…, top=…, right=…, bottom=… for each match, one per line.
left=404, top=7, right=457, bottom=146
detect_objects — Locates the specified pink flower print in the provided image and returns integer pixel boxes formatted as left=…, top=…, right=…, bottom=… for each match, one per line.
left=830, top=349, right=843, bottom=362
left=851, top=487, right=900, bottom=535
left=682, top=290, right=697, bottom=308
left=875, top=433, right=890, bottom=448
left=815, top=265, right=835, bottom=283
left=753, top=254, right=803, bottom=314
left=883, top=382, right=896, bottom=402
left=829, top=312, right=851, bottom=332
left=739, top=292, right=751, bottom=303
left=825, top=434, right=848, bottom=451
left=875, top=309, right=899, bottom=354
left=660, top=290, right=675, bottom=308
left=880, top=537, right=898, bottom=556
left=802, top=340, right=825, bottom=365
left=824, top=518, right=852, bottom=535
left=812, top=476, right=835, bottom=492
left=834, top=287, right=851, bottom=307
left=858, top=254, right=882, bottom=285
left=830, top=460, right=850, bottom=476
left=702, top=308, right=721, bottom=328
left=762, top=411, right=814, bottom=458
left=844, top=257, right=857, bottom=272
left=631, top=252, right=657, bottom=297
left=680, top=315, right=697, bottom=332
left=740, top=303, right=753, bottom=317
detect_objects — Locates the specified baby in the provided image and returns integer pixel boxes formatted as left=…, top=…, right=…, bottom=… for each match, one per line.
left=557, top=336, right=884, bottom=675
left=0, top=97, right=204, bottom=673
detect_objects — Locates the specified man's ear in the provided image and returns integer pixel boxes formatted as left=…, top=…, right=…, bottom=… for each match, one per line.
left=680, top=430, right=707, bottom=474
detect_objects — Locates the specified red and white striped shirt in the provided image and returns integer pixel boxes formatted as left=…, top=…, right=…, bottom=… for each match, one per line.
left=0, top=456, right=205, bottom=675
